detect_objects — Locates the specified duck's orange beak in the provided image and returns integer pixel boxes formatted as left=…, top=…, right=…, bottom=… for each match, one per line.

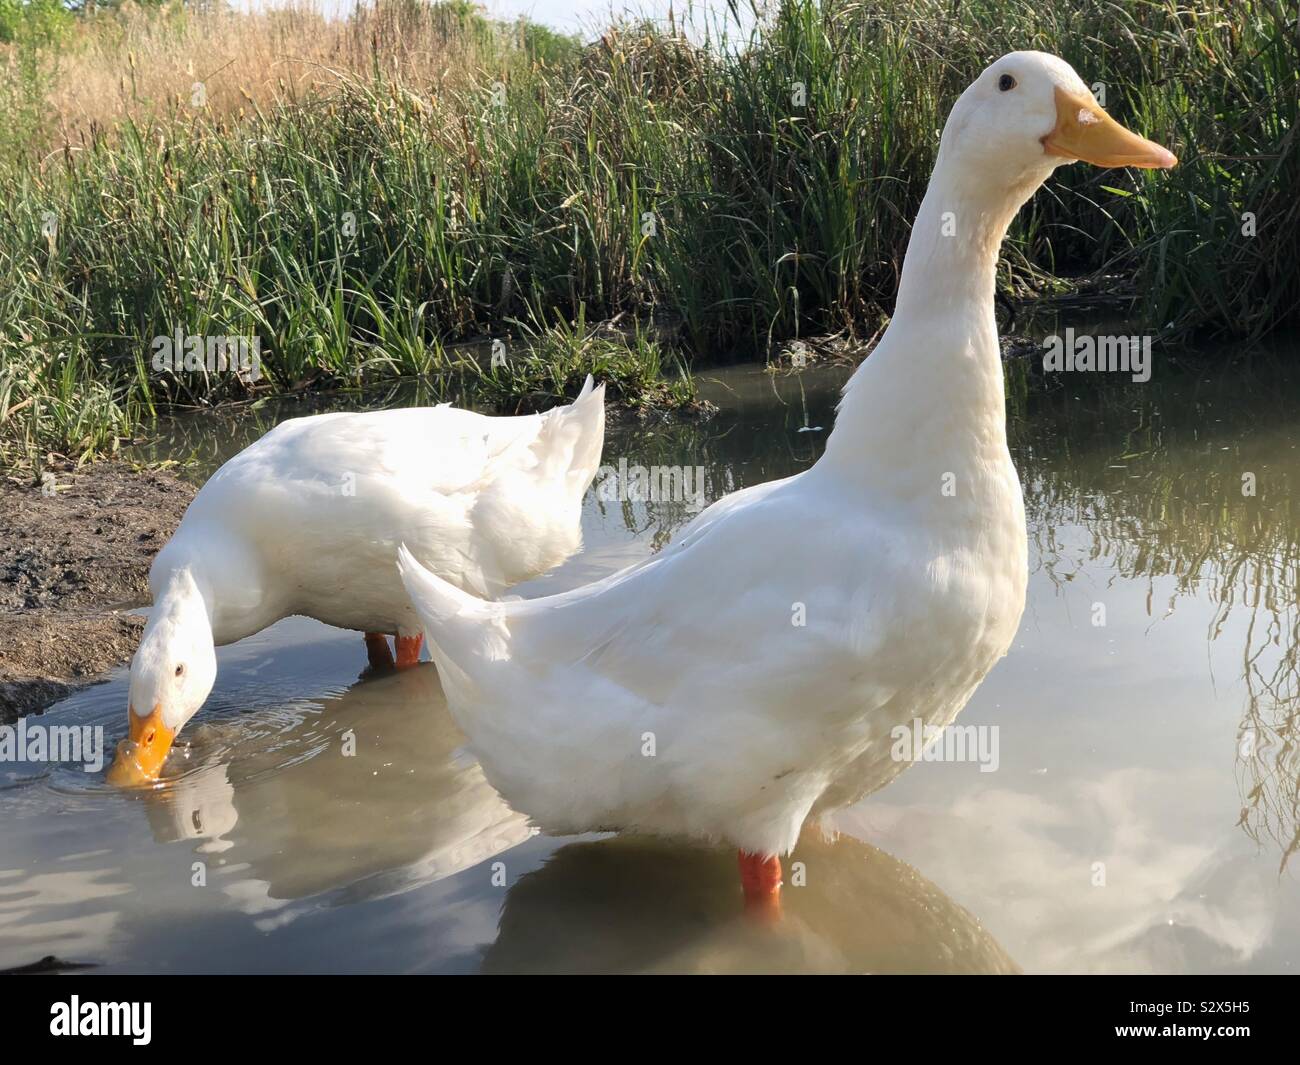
left=106, top=704, right=175, bottom=787
left=1042, top=86, right=1177, bottom=169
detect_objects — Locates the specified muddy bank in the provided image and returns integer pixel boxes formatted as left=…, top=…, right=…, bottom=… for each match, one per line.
left=0, top=463, right=195, bottom=721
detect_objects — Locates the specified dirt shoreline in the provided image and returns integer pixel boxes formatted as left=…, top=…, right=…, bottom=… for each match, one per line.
left=0, top=463, right=195, bottom=722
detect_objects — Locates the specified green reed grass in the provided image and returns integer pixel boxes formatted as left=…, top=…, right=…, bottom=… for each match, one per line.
left=1, top=0, right=1295, bottom=468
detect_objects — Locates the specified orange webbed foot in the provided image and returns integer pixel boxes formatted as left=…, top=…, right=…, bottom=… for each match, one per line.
left=738, top=850, right=783, bottom=921
left=395, top=633, right=423, bottom=669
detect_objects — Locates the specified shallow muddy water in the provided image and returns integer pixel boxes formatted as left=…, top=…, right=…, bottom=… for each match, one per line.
left=3, top=354, right=1299, bottom=973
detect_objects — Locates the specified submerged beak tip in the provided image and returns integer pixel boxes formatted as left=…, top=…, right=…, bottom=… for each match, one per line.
left=107, top=703, right=176, bottom=787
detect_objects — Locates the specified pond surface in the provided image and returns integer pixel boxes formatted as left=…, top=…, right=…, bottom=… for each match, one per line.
left=2, top=354, right=1298, bottom=974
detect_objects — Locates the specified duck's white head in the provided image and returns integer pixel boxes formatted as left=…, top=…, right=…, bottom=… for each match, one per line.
left=107, top=570, right=216, bottom=787
left=939, top=51, right=1176, bottom=189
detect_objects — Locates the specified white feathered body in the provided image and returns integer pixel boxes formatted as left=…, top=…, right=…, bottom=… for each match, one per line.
left=400, top=309, right=1028, bottom=857
left=394, top=63, right=1075, bottom=855
left=157, top=381, right=605, bottom=645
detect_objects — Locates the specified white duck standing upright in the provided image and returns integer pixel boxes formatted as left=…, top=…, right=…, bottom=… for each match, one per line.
left=107, top=378, right=605, bottom=786
left=398, top=53, right=1177, bottom=914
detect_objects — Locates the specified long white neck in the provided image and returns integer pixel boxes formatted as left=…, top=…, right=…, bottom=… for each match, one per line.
left=151, top=530, right=268, bottom=645
left=819, top=145, right=1045, bottom=497
left=151, top=563, right=216, bottom=641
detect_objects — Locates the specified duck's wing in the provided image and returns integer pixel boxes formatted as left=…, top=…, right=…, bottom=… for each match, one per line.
left=210, top=376, right=603, bottom=502
left=397, top=471, right=846, bottom=705
left=398, top=473, right=890, bottom=845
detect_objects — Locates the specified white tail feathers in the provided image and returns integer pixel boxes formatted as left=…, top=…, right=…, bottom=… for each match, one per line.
left=396, top=544, right=484, bottom=623
left=395, top=544, right=512, bottom=692
left=531, top=376, right=606, bottom=493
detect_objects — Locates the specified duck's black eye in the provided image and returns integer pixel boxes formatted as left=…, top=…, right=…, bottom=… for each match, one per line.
left=998, top=74, right=1017, bottom=92
left=174, top=664, right=185, bottom=677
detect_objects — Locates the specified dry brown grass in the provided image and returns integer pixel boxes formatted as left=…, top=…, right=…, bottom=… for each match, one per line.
left=32, top=1, right=493, bottom=149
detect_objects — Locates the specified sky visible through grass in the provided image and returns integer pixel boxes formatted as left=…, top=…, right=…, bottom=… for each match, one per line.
left=239, top=0, right=758, bottom=38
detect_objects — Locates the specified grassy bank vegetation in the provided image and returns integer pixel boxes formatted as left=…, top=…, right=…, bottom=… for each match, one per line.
left=0, top=0, right=1295, bottom=468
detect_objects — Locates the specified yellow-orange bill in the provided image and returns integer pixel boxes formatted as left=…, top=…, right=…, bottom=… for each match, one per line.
left=106, top=704, right=175, bottom=787
left=1042, top=86, right=1177, bottom=169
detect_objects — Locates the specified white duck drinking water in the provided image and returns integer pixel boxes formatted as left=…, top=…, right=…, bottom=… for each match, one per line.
left=107, top=379, right=605, bottom=786
left=397, top=53, right=1175, bottom=914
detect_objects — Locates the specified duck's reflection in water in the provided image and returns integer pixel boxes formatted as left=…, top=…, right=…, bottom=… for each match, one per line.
left=141, top=665, right=532, bottom=906
left=483, top=832, right=1017, bottom=974
left=134, top=666, right=1014, bottom=973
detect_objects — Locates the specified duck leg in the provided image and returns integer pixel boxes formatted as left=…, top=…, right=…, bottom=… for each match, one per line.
left=738, top=851, right=782, bottom=919
left=364, top=632, right=395, bottom=670
left=396, top=633, right=423, bottom=669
